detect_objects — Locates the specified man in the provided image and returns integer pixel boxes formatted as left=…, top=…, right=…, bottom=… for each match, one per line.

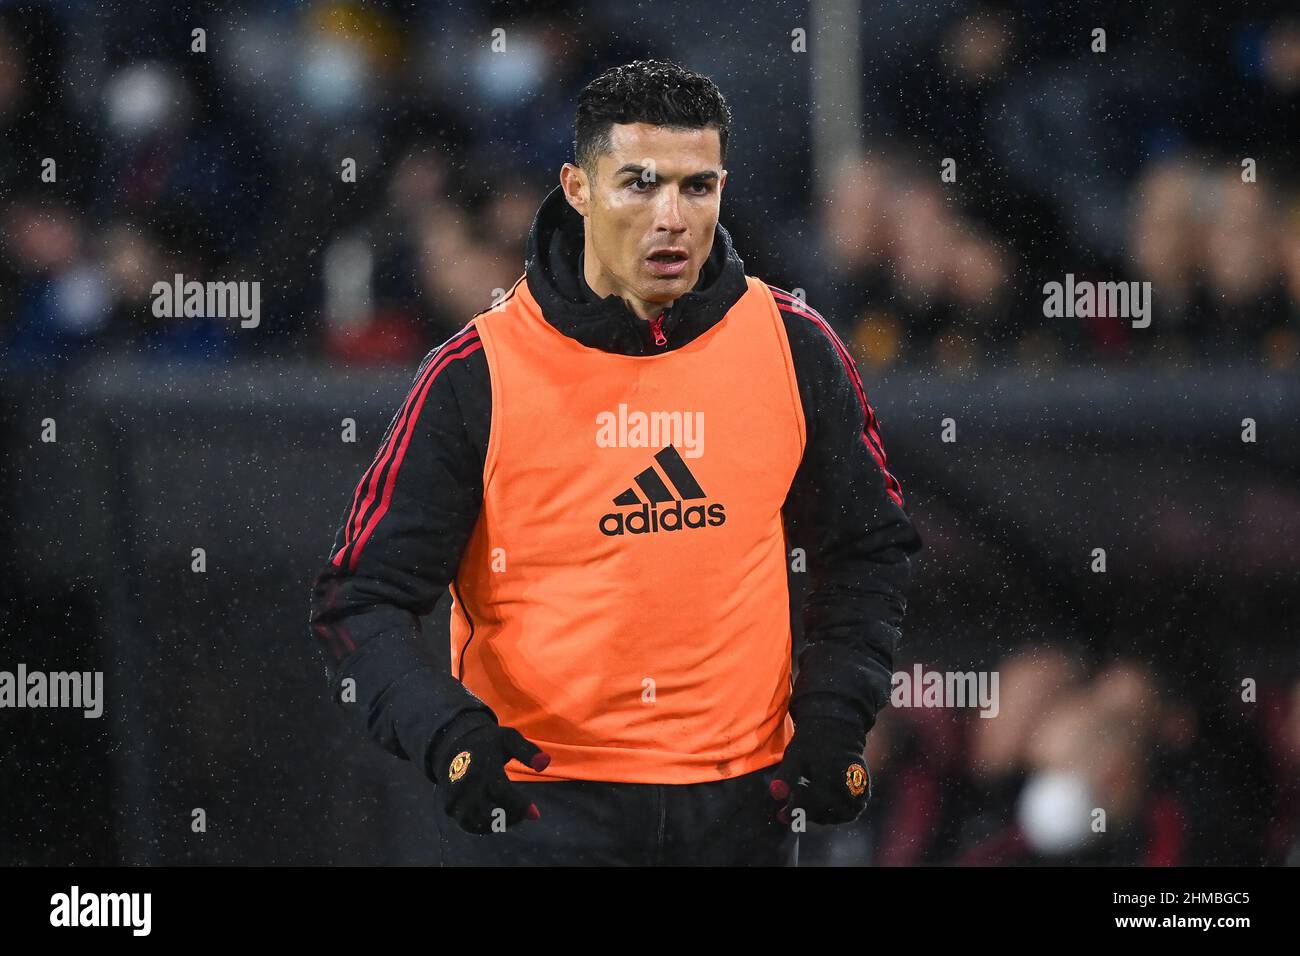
left=310, top=59, right=922, bottom=866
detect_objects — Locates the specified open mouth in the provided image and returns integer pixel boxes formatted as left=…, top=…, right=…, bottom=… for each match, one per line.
left=646, top=249, right=689, bottom=277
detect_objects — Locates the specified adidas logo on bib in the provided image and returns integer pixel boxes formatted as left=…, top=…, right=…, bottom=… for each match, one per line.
left=598, top=445, right=727, bottom=536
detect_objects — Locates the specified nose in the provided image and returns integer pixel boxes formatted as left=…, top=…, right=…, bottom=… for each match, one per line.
left=653, top=186, right=688, bottom=234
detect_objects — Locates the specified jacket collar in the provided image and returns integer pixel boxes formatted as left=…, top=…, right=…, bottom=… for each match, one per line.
left=522, top=184, right=748, bottom=355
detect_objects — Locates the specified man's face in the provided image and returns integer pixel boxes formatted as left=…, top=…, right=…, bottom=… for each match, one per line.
left=564, top=122, right=727, bottom=306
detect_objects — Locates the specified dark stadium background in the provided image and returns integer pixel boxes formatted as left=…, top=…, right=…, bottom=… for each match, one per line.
left=1, top=0, right=1297, bottom=865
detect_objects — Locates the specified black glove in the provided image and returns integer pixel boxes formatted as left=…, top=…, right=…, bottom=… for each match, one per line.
left=768, top=716, right=872, bottom=826
left=428, top=710, right=551, bottom=834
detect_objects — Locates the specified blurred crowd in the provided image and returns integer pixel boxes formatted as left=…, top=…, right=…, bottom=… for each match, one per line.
left=822, top=154, right=1300, bottom=373
left=2, top=1, right=1298, bottom=372
left=799, top=647, right=1296, bottom=866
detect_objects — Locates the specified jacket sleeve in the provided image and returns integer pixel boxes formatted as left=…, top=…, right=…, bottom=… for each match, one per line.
left=309, top=324, right=494, bottom=778
left=779, top=298, right=923, bottom=734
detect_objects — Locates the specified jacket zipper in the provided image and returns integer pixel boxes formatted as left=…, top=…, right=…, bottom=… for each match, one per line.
left=649, top=312, right=668, bottom=347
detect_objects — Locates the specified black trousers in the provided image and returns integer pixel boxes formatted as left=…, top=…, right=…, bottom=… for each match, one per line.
left=436, top=762, right=798, bottom=866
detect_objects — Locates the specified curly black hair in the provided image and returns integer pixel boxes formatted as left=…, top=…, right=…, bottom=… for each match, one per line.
left=574, top=60, right=732, bottom=174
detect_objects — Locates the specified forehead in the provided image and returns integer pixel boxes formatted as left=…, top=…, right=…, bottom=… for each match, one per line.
left=600, top=122, right=722, bottom=171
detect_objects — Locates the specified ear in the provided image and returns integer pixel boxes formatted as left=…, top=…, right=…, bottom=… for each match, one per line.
left=560, top=163, right=590, bottom=217
left=719, top=168, right=728, bottom=192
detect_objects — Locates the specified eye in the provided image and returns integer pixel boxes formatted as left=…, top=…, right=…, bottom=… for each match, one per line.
left=630, top=177, right=655, bottom=191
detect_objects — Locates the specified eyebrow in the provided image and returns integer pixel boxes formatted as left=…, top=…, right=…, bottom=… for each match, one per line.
left=613, top=164, right=721, bottom=184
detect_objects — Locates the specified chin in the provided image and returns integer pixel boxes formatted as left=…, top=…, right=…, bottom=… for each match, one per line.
left=644, top=284, right=688, bottom=305
left=639, top=290, right=678, bottom=306
left=643, top=269, right=698, bottom=295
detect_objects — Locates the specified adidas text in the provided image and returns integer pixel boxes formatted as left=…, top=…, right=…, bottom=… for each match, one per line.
left=599, top=500, right=726, bottom=535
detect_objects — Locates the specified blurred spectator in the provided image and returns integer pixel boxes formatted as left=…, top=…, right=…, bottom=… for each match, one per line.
left=955, top=658, right=1194, bottom=865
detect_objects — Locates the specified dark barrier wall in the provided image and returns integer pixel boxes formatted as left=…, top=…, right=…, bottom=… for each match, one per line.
left=3, top=354, right=1297, bottom=864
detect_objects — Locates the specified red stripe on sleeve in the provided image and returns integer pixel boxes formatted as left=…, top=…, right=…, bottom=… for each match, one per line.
left=769, top=286, right=906, bottom=508
left=331, top=330, right=482, bottom=569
